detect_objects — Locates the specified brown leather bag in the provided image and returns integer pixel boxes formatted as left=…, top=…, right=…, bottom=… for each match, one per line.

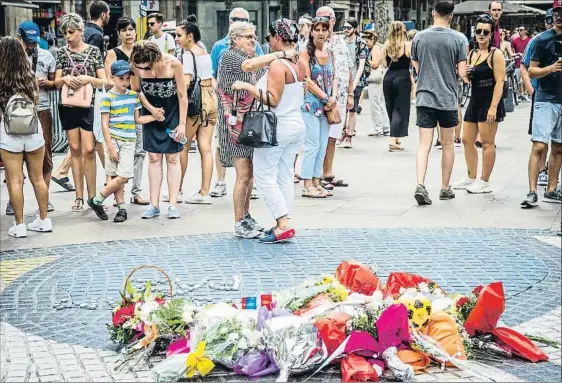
left=326, top=106, right=341, bottom=125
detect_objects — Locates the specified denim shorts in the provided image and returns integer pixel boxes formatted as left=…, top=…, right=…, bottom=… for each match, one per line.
left=531, top=102, right=562, bottom=144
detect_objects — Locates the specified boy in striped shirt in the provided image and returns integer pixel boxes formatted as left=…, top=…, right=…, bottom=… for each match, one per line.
left=88, top=60, right=160, bottom=222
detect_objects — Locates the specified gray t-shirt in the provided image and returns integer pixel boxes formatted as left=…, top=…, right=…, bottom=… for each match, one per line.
left=411, top=27, right=467, bottom=111
left=27, top=48, right=56, bottom=112
left=346, top=39, right=358, bottom=79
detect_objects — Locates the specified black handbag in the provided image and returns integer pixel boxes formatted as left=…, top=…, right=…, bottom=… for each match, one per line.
left=238, top=90, right=278, bottom=148
left=185, top=50, right=203, bottom=118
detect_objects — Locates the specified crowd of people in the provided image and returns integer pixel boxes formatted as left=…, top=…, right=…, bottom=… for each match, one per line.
left=0, top=0, right=560, bottom=242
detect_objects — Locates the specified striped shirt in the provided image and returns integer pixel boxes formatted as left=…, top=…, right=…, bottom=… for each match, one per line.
left=100, top=90, right=141, bottom=142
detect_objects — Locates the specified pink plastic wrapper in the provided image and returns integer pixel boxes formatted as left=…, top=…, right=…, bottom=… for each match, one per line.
left=165, top=335, right=190, bottom=358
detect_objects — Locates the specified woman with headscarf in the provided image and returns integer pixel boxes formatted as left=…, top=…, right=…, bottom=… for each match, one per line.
left=233, top=19, right=305, bottom=243
left=217, top=21, right=298, bottom=239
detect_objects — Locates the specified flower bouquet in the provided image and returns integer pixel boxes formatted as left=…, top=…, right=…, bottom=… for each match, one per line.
left=274, top=275, right=349, bottom=313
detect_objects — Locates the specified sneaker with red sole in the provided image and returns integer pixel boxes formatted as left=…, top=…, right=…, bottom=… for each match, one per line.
left=259, top=228, right=295, bottom=244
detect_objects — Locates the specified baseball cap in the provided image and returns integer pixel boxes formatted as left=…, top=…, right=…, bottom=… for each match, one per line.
left=17, top=21, right=40, bottom=44
left=553, top=0, right=561, bottom=10
left=546, top=8, right=553, bottom=23
left=363, top=23, right=375, bottom=34
left=111, top=60, right=132, bottom=76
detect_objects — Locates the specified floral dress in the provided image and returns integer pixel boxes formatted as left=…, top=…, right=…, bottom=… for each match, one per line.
left=302, top=58, right=334, bottom=117
left=326, top=34, right=352, bottom=106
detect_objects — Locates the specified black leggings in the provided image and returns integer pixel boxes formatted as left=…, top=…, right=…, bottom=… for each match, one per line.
left=383, top=69, right=411, bottom=138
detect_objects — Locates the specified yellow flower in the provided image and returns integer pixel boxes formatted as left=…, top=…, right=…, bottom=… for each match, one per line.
left=328, top=283, right=349, bottom=302
left=186, top=341, right=215, bottom=378
left=322, top=275, right=335, bottom=285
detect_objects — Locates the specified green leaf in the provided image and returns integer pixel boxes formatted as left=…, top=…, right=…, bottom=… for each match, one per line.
left=126, top=280, right=136, bottom=297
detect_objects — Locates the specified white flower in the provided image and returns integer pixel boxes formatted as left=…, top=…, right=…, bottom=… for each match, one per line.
left=182, top=305, right=196, bottom=325
left=227, top=332, right=240, bottom=343
left=138, top=299, right=160, bottom=325
left=241, top=328, right=253, bottom=339
left=372, top=290, right=383, bottom=301
left=238, top=337, right=248, bottom=350
left=431, top=297, right=454, bottom=314
left=418, top=282, right=430, bottom=293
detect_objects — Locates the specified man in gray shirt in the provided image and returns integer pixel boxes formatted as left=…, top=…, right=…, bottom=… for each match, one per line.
left=411, top=0, right=467, bottom=206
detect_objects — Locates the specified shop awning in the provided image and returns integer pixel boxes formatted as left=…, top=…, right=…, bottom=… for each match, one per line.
left=454, top=0, right=544, bottom=15
left=0, top=0, right=39, bottom=8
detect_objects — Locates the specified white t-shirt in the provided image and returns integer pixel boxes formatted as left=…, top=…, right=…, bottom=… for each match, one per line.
left=182, top=52, right=213, bottom=80
left=149, top=33, right=176, bottom=54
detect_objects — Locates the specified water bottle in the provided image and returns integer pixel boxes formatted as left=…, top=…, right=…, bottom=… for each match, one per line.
left=166, top=128, right=187, bottom=145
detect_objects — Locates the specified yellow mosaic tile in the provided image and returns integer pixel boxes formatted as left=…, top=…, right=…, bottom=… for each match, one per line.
left=0, top=257, right=58, bottom=291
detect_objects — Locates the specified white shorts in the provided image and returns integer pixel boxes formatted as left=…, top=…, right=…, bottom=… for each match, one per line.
left=0, top=120, right=45, bottom=153
left=104, top=138, right=135, bottom=179
left=329, top=104, right=348, bottom=139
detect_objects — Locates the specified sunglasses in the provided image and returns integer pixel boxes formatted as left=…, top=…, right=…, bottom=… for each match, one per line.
left=147, top=22, right=157, bottom=27
left=475, top=29, right=491, bottom=36
left=342, top=26, right=353, bottom=30
left=231, top=17, right=249, bottom=22
left=312, top=16, right=330, bottom=23
left=136, top=64, right=152, bottom=70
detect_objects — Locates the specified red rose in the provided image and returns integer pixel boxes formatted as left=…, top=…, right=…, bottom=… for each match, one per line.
left=112, top=304, right=136, bottom=327
left=456, top=296, right=470, bottom=308
left=472, top=285, right=484, bottom=296
left=155, top=297, right=165, bottom=305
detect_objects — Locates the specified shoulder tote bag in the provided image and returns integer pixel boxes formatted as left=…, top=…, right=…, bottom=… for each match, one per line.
left=185, top=50, right=203, bottom=118
left=238, top=89, right=278, bottom=148
left=61, top=47, right=94, bottom=107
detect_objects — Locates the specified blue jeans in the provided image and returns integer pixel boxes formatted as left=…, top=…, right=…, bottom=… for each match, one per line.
left=301, top=112, right=329, bottom=180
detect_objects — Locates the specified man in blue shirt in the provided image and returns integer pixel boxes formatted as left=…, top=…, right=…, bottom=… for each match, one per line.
left=522, top=4, right=562, bottom=207
left=520, top=9, right=552, bottom=188
left=84, top=0, right=110, bottom=58
left=210, top=7, right=264, bottom=79
left=209, top=7, right=263, bottom=199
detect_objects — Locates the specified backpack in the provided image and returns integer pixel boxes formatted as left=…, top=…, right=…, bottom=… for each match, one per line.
left=3, top=94, right=39, bottom=135
left=185, top=50, right=206, bottom=123
left=356, top=37, right=372, bottom=78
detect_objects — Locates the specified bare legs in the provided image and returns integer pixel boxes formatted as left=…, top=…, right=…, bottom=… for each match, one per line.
left=147, top=152, right=181, bottom=207
left=546, top=143, right=562, bottom=193
left=416, top=127, right=455, bottom=189
left=181, top=121, right=215, bottom=196
left=1, top=147, right=48, bottom=224
left=528, top=142, right=548, bottom=193
left=233, top=157, right=253, bottom=222
left=322, top=138, right=336, bottom=178
left=461, top=121, right=498, bottom=181
left=66, top=128, right=97, bottom=202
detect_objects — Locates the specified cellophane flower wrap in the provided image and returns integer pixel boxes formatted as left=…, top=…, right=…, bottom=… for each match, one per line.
left=335, top=260, right=382, bottom=296
left=274, top=275, right=349, bottom=313
left=189, top=302, right=260, bottom=368
left=261, top=315, right=328, bottom=382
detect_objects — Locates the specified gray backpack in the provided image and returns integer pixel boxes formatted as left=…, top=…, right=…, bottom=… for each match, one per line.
left=3, top=94, right=38, bottom=135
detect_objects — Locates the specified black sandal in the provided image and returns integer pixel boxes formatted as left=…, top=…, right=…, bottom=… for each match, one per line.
left=51, top=176, right=75, bottom=191
left=324, top=176, right=348, bottom=187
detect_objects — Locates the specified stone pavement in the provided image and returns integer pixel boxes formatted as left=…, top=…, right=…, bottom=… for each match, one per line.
left=0, top=101, right=560, bottom=382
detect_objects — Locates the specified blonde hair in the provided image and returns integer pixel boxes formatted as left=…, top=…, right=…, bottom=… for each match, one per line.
left=59, top=13, right=85, bottom=34
left=407, top=29, right=418, bottom=41
left=385, top=21, right=407, bottom=62
left=228, top=21, right=255, bottom=46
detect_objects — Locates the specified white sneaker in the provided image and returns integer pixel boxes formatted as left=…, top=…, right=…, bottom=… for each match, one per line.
left=467, top=179, right=492, bottom=194
left=28, top=217, right=53, bottom=232
left=8, top=223, right=27, bottom=238
left=250, top=186, right=259, bottom=200
left=162, top=191, right=183, bottom=203
left=186, top=192, right=212, bottom=204
left=210, top=182, right=227, bottom=198
left=452, top=177, right=476, bottom=190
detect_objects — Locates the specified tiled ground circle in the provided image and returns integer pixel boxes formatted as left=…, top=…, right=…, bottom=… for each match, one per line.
left=1, top=228, right=559, bottom=349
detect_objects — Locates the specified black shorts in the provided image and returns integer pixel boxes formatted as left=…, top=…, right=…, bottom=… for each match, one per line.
left=58, top=105, right=94, bottom=132
left=349, top=86, right=364, bottom=113
left=416, top=106, right=459, bottom=129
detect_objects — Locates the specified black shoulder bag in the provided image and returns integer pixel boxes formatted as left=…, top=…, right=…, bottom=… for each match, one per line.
left=238, top=90, right=278, bottom=148
left=186, top=50, right=203, bottom=119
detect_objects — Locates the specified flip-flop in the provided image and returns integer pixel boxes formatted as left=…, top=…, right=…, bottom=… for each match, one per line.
left=51, top=176, right=75, bottom=191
